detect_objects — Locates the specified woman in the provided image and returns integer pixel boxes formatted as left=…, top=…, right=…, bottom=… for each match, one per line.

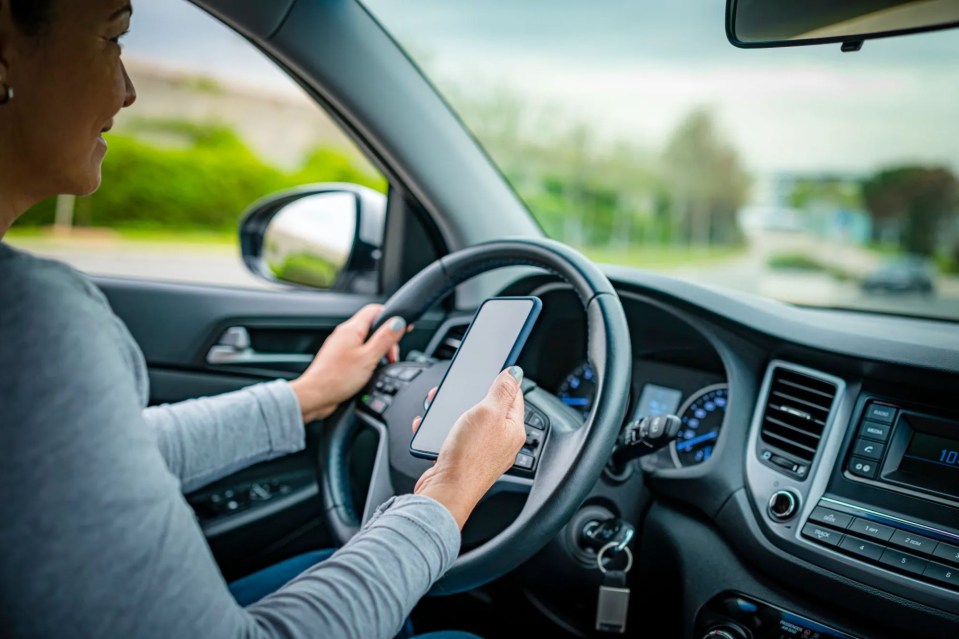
left=0, top=1, right=527, bottom=637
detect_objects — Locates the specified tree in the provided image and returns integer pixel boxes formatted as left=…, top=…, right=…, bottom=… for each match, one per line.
left=862, top=166, right=958, bottom=255
left=662, top=108, right=750, bottom=246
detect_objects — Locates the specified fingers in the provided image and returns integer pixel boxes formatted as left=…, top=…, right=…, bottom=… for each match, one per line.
left=338, top=304, right=384, bottom=341
left=485, top=366, right=523, bottom=412
left=389, top=343, right=400, bottom=364
left=363, top=315, right=407, bottom=361
left=412, top=388, right=436, bottom=433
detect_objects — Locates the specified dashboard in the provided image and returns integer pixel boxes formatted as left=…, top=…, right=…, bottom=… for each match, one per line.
left=426, top=273, right=959, bottom=639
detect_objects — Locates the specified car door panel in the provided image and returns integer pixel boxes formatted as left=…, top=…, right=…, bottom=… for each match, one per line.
left=95, top=276, right=443, bottom=578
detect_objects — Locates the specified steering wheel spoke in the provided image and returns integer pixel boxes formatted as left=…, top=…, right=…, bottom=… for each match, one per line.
left=355, top=412, right=396, bottom=526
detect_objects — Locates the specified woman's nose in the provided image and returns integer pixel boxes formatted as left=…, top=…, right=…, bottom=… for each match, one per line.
left=121, top=62, right=137, bottom=108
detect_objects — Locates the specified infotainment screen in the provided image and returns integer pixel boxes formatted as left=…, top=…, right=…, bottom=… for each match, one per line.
left=884, top=411, right=959, bottom=501
left=899, top=432, right=959, bottom=483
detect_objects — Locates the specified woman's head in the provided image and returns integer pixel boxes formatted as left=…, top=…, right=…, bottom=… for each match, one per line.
left=0, top=0, right=136, bottom=219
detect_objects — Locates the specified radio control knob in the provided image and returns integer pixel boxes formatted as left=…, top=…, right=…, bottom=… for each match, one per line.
left=768, top=489, right=800, bottom=521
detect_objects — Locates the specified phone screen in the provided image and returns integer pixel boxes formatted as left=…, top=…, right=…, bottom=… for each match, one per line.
left=410, top=297, right=540, bottom=458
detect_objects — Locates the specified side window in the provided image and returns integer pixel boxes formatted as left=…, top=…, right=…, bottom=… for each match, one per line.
left=8, top=0, right=386, bottom=290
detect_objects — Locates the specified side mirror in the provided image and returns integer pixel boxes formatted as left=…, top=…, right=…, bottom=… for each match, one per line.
left=240, top=183, right=386, bottom=293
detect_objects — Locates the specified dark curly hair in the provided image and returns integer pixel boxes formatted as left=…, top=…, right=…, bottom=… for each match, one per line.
left=10, top=0, right=55, bottom=36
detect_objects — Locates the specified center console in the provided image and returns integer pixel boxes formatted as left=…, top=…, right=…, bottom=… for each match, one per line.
left=742, top=361, right=959, bottom=628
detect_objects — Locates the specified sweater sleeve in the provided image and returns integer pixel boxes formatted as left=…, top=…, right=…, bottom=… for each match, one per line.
left=0, top=250, right=462, bottom=639
left=143, top=380, right=305, bottom=493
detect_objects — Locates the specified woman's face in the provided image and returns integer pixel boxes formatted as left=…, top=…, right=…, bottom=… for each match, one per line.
left=0, top=0, right=136, bottom=201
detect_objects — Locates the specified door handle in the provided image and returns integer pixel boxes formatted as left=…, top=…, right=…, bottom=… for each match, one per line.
left=206, top=326, right=314, bottom=366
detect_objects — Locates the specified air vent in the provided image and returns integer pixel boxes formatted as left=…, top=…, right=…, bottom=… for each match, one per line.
left=431, top=322, right=468, bottom=360
left=760, top=367, right=838, bottom=467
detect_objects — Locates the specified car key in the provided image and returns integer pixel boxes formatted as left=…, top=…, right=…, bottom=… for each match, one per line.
left=595, top=542, right=633, bottom=634
left=581, top=518, right=635, bottom=553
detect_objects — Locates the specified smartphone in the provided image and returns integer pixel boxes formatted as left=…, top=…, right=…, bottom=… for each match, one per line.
left=409, top=296, right=542, bottom=459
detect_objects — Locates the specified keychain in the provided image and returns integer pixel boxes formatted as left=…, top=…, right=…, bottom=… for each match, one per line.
left=595, top=540, right=633, bottom=633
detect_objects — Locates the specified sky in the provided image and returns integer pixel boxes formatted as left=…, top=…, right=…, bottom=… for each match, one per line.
left=123, top=0, right=959, bottom=179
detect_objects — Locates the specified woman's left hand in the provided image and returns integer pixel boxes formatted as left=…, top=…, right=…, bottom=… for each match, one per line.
left=289, top=304, right=408, bottom=423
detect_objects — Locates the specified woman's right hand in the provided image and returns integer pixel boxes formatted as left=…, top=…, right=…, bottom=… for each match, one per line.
left=412, top=367, right=527, bottom=529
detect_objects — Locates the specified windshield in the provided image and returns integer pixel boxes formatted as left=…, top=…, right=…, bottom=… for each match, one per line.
left=364, top=0, right=959, bottom=321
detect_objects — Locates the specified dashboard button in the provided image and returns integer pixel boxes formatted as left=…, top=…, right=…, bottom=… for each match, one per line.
left=865, top=403, right=897, bottom=424
left=849, top=518, right=895, bottom=542
left=889, top=530, right=939, bottom=556
left=852, top=438, right=885, bottom=461
left=847, top=457, right=879, bottom=479
left=932, top=541, right=959, bottom=566
left=923, top=562, right=959, bottom=588
left=839, top=535, right=885, bottom=561
left=859, top=420, right=891, bottom=442
left=879, top=548, right=928, bottom=576
left=802, top=523, right=843, bottom=547
left=808, top=506, right=853, bottom=529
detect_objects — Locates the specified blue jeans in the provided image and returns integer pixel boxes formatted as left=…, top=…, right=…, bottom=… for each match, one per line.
left=228, top=550, right=482, bottom=639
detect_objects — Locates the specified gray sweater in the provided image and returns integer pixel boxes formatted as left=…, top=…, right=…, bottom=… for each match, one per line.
left=0, top=242, right=461, bottom=638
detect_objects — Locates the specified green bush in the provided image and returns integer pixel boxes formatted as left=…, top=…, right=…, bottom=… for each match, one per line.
left=767, top=253, right=827, bottom=271
left=15, top=119, right=385, bottom=232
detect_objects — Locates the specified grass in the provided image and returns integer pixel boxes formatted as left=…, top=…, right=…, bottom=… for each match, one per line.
left=583, top=244, right=744, bottom=270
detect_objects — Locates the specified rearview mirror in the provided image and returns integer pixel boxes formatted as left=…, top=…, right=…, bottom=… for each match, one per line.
left=727, top=0, right=959, bottom=50
left=239, top=184, right=386, bottom=293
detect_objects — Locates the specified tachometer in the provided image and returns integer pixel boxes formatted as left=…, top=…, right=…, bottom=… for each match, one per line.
left=670, top=384, right=728, bottom=468
left=557, top=362, right=597, bottom=418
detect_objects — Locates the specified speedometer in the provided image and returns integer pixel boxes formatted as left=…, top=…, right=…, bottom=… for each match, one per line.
left=557, top=362, right=596, bottom=418
left=670, top=384, right=728, bottom=468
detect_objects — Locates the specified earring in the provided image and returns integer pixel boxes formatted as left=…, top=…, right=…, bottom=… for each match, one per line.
left=0, top=79, right=13, bottom=105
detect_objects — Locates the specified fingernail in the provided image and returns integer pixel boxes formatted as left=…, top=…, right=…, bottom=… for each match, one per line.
left=508, top=365, right=523, bottom=384
left=389, top=317, right=406, bottom=332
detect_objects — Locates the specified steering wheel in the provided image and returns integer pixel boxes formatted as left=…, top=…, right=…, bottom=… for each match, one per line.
left=320, top=238, right=631, bottom=594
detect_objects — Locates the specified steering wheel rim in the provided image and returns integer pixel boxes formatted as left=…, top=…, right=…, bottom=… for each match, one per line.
left=320, top=237, right=631, bottom=594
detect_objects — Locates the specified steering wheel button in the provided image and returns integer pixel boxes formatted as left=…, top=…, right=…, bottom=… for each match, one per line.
left=525, top=411, right=547, bottom=430
left=364, top=395, right=389, bottom=415
left=514, top=452, right=535, bottom=469
left=396, top=367, right=422, bottom=381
